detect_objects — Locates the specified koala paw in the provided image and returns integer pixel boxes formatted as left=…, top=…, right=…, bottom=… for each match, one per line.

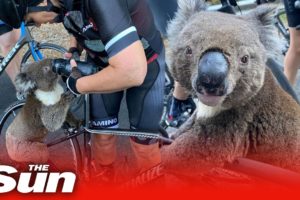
left=62, top=90, right=76, bottom=102
left=16, top=91, right=27, bottom=101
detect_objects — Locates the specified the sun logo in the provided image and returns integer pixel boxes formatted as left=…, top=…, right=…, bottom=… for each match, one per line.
left=0, top=164, right=76, bottom=193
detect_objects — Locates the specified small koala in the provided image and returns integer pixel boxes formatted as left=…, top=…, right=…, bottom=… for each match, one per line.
left=162, top=0, right=300, bottom=177
left=6, top=59, right=76, bottom=163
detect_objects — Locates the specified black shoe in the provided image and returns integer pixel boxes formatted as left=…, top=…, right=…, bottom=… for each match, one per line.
left=165, top=96, right=196, bottom=128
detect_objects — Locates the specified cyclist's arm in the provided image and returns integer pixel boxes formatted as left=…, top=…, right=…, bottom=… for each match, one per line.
left=74, top=0, right=147, bottom=94
left=76, top=40, right=147, bottom=94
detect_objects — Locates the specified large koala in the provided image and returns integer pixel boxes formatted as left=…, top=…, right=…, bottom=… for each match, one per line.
left=6, top=59, right=76, bottom=163
left=162, top=0, right=300, bottom=177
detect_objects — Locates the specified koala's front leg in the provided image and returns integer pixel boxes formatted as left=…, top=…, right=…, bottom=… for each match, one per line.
left=65, top=111, right=82, bottom=129
left=40, top=91, right=75, bottom=132
left=59, top=90, right=76, bottom=106
left=161, top=126, right=247, bottom=177
left=170, top=111, right=197, bottom=140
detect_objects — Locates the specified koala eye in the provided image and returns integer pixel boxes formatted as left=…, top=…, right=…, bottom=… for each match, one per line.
left=184, top=46, right=193, bottom=57
left=240, top=55, right=249, bottom=64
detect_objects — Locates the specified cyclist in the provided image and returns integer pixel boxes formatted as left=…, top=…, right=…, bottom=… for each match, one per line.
left=0, top=0, right=165, bottom=183
left=283, top=0, right=300, bottom=85
left=0, top=21, right=21, bottom=84
left=147, top=0, right=196, bottom=128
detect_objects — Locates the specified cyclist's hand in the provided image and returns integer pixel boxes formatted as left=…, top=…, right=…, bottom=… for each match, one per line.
left=66, top=59, right=82, bottom=96
left=64, top=47, right=81, bottom=60
left=64, top=52, right=73, bottom=59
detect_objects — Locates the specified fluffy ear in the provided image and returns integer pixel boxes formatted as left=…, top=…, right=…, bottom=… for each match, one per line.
left=167, top=0, right=207, bottom=48
left=241, top=4, right=285, bottom=61
left=14, top=72, right=36, bottom=100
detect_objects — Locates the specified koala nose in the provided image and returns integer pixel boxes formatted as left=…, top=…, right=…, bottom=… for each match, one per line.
left=197, top=51, right=228, bottom=96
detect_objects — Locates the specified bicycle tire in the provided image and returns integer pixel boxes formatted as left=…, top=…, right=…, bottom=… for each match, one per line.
left=0, top=100, right=82, bottom=173
left=21, top=42, right=67, bottom=64
left=0, top=42, right=81, bottom=173
left=0, top=100, right=25, bottom=165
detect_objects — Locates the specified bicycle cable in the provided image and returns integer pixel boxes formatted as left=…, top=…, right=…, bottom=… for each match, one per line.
left=84, top=128, right=174, bottom=144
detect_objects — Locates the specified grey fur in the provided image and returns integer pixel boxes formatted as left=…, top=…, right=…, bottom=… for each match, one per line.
left=166, top=0, right=206, bottom=66
left=162, top=2, right=300, bottom=179
left=241, top=5, right=285, bottom=61
left=6, top=59, right=77, bottom=163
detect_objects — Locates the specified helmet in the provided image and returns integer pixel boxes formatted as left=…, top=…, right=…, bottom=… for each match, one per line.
left=57, top=0, right=82, bottom=12
left=0, top=0, right=66, bottom=28
left=0, top=0, right=44, bottom=28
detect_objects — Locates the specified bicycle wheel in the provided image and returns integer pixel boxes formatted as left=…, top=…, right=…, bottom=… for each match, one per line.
left=0, top=100, right=83, bottom=173
left=0, top=101, right=25, bottom=166
left=21, top=42, right=67, bottom=64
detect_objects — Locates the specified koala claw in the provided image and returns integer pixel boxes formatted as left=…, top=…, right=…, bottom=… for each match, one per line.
left=62, top=90, right=76, bottom=102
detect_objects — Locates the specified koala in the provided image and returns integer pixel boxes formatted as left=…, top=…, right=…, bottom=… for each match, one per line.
left=162, top=0, right=300, bottom=178
left=6, top=59, right=76, bottom=163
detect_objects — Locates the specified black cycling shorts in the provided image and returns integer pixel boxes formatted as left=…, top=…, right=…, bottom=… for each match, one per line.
left=88, top=49, right=165, bottom=145
left=0, top=23, right=13, bottom=35
left=283, top=0, right=300, bottom=28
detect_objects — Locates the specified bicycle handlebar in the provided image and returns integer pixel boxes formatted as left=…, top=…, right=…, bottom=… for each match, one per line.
left=52, top=58, right=99, bottom=77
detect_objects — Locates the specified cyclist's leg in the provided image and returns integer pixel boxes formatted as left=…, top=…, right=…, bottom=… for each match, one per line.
left=166, top=82, right=196, bottom=128
left=284, top=28, right=300, bottom=85
left=0, top=24, right=21, bottom=83
left=90, top=92, right=123, bottom=166
left=126, top=50, right=165, bottom=172
left=89, top=91, right=124, bottom=183
left=283, top=0, right=300, bottom=85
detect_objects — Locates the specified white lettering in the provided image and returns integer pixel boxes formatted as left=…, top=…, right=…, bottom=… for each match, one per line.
left=92, top=118, right=118, bottom=127
left=82, top=23, right=93, bottom=32
left=46, top=172, right=76, bottom=193
left=0, top=165, right=76, bottom=193
left=28, top=164, right=49, bottom=171
left=17, top=173, right=48, bottom=193
left=0, top=165, right=17, bottom=193
left=0, top=43, right=21, bottom=72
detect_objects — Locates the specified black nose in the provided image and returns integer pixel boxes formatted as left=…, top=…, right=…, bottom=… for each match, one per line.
left=196, top=51, right=228, bottom=95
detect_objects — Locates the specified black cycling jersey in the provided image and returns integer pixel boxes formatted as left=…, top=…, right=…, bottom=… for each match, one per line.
left=0, top=21, right=13, bottom=35
left=63, top=0, right=163, bottom=67
left=62, top=0, right=166, bottom=144
left=283, top=0, right=300, bottom=28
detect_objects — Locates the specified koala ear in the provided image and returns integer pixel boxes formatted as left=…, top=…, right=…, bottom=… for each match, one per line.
left=167, top=0, right=206, bottom=49
left=241, top=4, right=285, bottom=60
left=14, top=72, right=36, bottom=99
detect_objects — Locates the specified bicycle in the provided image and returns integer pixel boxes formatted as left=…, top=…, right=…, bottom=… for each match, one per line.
left=0, top=56, right=173, bottom=181
left=0, top=22, right=66, bottom=74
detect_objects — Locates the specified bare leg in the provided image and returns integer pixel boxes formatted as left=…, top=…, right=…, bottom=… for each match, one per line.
left=92, top=134, right=117, bottom=166
left=284, top=28, right=300, bottom=85
left=173, top=81, right=189, bottom=100
left=130, top=141, right=161, bottom=172
left=0, top=29, right=21, bottom=83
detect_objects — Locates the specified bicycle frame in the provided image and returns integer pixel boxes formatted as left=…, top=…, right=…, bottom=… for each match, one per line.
left=47, top=94, right=173, bottom=147
left=0, top=22, right=44, bottom=76
left=274, top=8, right=290, bottom=42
